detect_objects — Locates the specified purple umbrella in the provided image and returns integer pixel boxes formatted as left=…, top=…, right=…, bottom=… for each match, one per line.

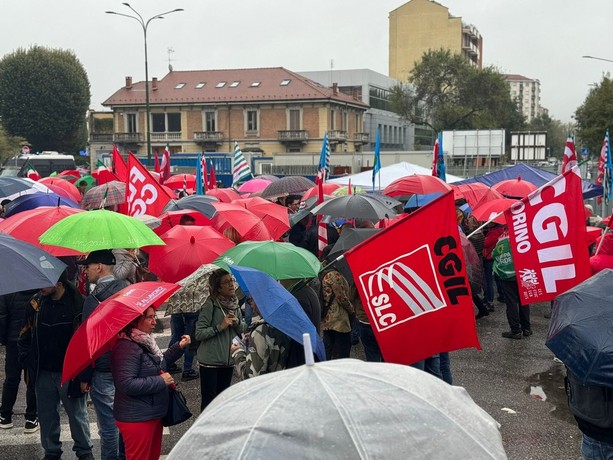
left=4, top=192, right=79, bottom=218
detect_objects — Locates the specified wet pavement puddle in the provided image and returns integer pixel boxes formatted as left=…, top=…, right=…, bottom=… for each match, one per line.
left=526, top=362, right=574, bottom=422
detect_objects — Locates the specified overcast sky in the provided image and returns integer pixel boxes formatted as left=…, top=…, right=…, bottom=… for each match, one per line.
left=1, top=0, right=610, bottom=123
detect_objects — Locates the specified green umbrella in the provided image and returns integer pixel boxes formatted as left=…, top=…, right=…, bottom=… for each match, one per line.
left=39, top=210, right=165, bottom=252
left=75, top=175, right=96, bottom=188
left=214, top=241, right=320, bottom=280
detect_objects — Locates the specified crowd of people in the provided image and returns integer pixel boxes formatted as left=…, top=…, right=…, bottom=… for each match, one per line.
left=1, top=178, right=612, bottom=459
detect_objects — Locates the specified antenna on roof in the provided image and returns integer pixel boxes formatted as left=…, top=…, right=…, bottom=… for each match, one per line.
left=167, top=47, right=175, bottom=72
left=330, top=58, right=334, bottom=87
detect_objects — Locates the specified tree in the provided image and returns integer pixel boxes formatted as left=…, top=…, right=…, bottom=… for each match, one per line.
left=0, top=46, right=90, bottom=154
left=574, top=76, right=613, bottom=157
left=390, top=49, right=524, bottom=133
left=0, top=122, right=27, bottom=164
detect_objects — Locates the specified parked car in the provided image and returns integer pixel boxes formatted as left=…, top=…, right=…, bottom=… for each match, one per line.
left=0, top=152, right=77, bottom=178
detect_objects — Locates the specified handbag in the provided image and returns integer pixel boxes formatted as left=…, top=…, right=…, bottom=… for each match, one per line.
left=162, top=385, right=192, bottom=427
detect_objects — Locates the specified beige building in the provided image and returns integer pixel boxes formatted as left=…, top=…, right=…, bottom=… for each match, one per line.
left=504, top=74, right=542, bottom=123
left=389, top=0, right=482, bottom=81
left=99, top=67, right=368, bottom=159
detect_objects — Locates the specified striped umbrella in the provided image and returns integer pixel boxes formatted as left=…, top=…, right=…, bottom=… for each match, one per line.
left=81, top=181, right=125, bottom=210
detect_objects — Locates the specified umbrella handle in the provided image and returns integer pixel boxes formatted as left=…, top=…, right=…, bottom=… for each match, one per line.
left=303, top=333, right=314, bottom=366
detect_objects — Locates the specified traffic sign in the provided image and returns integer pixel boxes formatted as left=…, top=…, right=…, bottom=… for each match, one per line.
left=21, top=146, right=30, bottom=155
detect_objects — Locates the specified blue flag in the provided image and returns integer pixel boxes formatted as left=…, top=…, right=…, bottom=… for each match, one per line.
left=436, top=132, right=446, bottom=182
left=195, top=153, right=204, bottom=195
left=372, top=128, right=381, bottom=190
left=318, top=132, right=330, bottom=180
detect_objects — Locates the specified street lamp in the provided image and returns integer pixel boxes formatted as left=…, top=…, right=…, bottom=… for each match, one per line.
left=582, top=55, right=613, bottom=64
left=106, top=3, right=183, bottom=166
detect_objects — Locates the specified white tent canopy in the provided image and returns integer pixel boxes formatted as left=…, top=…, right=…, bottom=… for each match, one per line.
left=328, top=162, right=464, bottom=189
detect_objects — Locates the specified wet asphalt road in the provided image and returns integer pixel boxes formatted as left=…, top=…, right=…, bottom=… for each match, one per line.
left=0, top=300, right=581, bottom=459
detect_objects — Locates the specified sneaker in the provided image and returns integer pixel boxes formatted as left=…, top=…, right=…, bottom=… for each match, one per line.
left=501, top=331, right=522, bottom=340
left=485, top=302, right=495, bottom=312
left=544, top=310, right=552, bottom=319
left=24, top=418, right=39, bottom=434
left=522, top=329, right=533, bottom=337
left=168, top=363, right=181, bottom=374
left=0, top=415, right=13, bottom=429
left=181, top=369, right=199, bottom=381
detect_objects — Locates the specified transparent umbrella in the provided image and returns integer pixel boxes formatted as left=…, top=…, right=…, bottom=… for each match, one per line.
left=168, top=358, right=506, bottom=460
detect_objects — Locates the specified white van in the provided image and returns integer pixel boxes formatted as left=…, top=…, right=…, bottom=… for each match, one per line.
left=0, top=152, right=77, bottom=178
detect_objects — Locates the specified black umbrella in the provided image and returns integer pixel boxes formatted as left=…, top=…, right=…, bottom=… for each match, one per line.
left=162, top=195, right=219, bottom=218
left=546, top=269, right=613, bottom=386
left=328, top=228, right=380, bottom=260
left=0, top=233, right=67, bottom=295
left=260, top=176, right=315, bottom=199
left=311, top=195, right=397, bottom=220
left=0, top=177, right=50, bottom=201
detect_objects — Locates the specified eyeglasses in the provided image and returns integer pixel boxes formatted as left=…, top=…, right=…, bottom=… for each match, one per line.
left=220, top=280, right=235, bottom=286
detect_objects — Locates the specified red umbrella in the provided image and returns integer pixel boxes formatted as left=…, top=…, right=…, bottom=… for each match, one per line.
left=450, top=183, right=502, bottom=210
left=472, top=198, right=520, bottom=225
left=232, top=197, right=290, bottom=240
left=210, top=202, right=272, bottom=242
left=58, top=169, right=82, bottom=180
left=301, top=183, right=341, bottom=201
left=39, top=177, right=82, bottom=203
left=164, top=174, right=197, bottom=190
left=0, top=205, right=85, bottom=256
left=383, top=175, right=452, bottom=197
left=62, top=281, right=180, bottom=383
left=57, top=174, right=81, bottom=184
left=153, top=210, right=213, bottom=236
left=206, top=188, right=241, bottom=203
left=491, top=177, right=538, bottom=198
left=146, top=225, right=235, bottom=283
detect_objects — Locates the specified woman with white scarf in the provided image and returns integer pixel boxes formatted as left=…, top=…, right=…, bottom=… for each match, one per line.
left=195, top=268, right=246, bottom=410
left=111, top=307, right=190, bottom=460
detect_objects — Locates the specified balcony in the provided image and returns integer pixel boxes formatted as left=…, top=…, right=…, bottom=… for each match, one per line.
left=353, top=132, right=369, bottom=145
left=278, top=130, right=308, bottom=144
left=328, top=130, right=348, bottom=143
left=90, top=133, right=114, bottom=143
left=151, top=132, right=182, bottom=142
left=194, top=131, right=224, bottom=146
left=113, top=132, right=143, bottom=144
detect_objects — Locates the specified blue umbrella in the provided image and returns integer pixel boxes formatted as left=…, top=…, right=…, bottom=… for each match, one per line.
left=4, top=192, right=79, bottom=217
left=0, top=233, right=67, bottom=295
left=228, top=265, right=326, bottom=362
left=404, top=192, right=444, bottom=209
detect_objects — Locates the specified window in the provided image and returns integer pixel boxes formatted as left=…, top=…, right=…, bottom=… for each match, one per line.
left=195, top=82, right=206, bottom=89
left=151, top=113, right=181, bottom=132
left=246, top=110, right=258, bottom=132
left=230, top=81, right=240, bottom=88
left=205, top=111, right=216, bottom=132
left=127, top=113, right=137, bottom=133
left=280, top=79, right=291, bottom=86
left=342, top=112, right=348, bottom=131
left=216, top=81, right=226, bottom=88
left=289, top=109, right=301, bottom=130
left=174, top=83, right=186, bottom=89
left=250, top=82, right=261, bottom=87
left=355, top=113, right=362, bottom=132
left=330, top=109, right=336, bottom=130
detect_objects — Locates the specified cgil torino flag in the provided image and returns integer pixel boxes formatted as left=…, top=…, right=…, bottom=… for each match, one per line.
left=503, top=166, right=591, bottom=305
left=344, top=191, right=480, bottom=365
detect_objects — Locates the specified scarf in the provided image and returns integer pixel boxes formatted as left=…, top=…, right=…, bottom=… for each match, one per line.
left=216, top=294, right=240, bottom=314
left=126, top=328, right=164, bottom=365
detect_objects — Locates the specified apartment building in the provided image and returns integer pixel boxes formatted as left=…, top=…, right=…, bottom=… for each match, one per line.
left=389, top=0, right=483, bottom=82
left=504, top=74, right=542, bottom=123
left=99, top=67, right=368, bottom=159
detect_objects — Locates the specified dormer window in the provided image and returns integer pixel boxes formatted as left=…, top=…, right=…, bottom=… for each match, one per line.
left=174, top=83, right=186, bottom=89
left=216, top=81, right=226, bottom=88
left=250, top=82, right=261, bottom=87
left=280, top=79, right=291, bottom=86
left=195, top=82, right=206, bottom=89
left=230, top=81, right=240, bottom=88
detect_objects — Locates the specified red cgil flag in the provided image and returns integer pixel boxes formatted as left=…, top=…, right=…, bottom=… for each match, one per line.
left=208, top=160, right=217, bottom=190
left=344, top=191, right=479, bottom=365
left=126, top=153, right=173, bottom=216
left=431, top=137, right=440, bottom=177
left=561, top=136, right=578, bottom=173
left=160, top=145, right=171, bottom=183
left=154, top=151, right=160, bottom=173
left=503, top=166, right=590, bottom=304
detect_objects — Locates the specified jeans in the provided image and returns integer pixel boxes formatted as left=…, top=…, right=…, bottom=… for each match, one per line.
left=36, top=369, right=92, bottom=458
left=1, top=341, right=37, bottom=420
left=323, top=330, right=351, bottom=360
left=500, top=278, right=530, bottom=333
left=424, top=354, right=442, bottom=380
left=483, top=259, right=495, bottom=303
left=91, top=371, right=125, bottom=460
left=581, top=434, right=613, bottom=460
left=199, top=366, right=233, bottom=411
left=170, top=313, right=199, bottom=371
left=358, top=322, right=382, bottom=362
left=350, top=318, right=360, bottom=344
left=439, top=352, right=452, bottom=384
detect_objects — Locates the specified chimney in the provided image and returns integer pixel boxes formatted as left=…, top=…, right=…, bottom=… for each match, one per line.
left=152, top=77, right=158, bottom=91
left=332, top=82, right=338, bottom=95
left=125, top=76, right=132, bottom=89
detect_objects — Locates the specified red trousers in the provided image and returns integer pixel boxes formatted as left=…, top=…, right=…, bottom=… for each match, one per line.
left=116, top=418, right=163, bottom=460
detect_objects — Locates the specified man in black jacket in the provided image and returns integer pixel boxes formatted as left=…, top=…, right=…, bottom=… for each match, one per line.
left=0, top=289, right=39, bottom=432
left=18, top=271, right=93, bottom=460
left=78, top=250, right=129, bottom=460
